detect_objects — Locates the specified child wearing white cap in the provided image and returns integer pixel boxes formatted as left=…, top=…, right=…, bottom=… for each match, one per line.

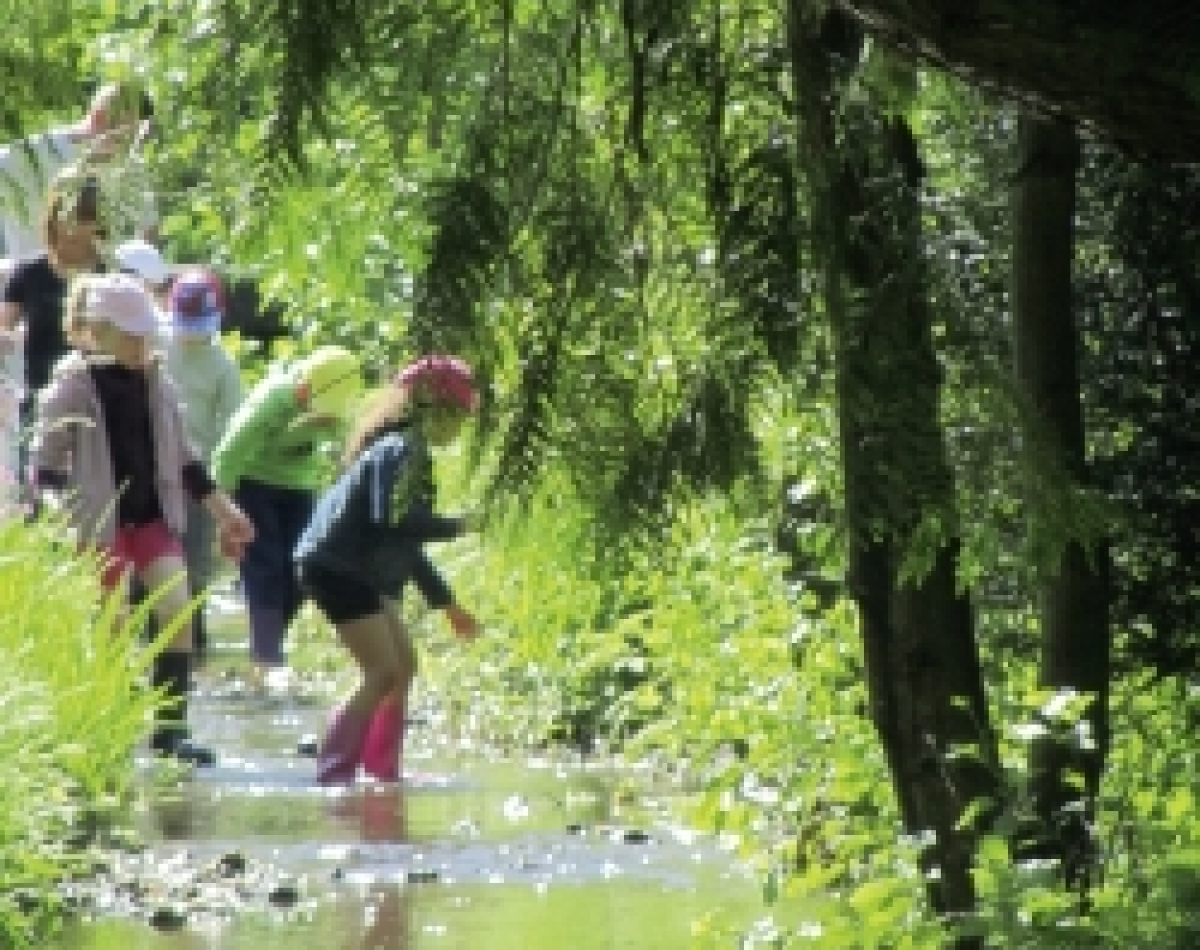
left=113, top=238, right=173, bottom=301
left=32, top=273, right=255, bottom=766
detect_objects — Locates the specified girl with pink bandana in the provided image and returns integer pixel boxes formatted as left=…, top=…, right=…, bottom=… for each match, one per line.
left=295, top=356, right=483, bottom=784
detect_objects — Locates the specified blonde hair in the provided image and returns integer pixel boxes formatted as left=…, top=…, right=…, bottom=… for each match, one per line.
left=341, top=385, right=415, bottom=466
left=42, top=169, right=104, bottom=257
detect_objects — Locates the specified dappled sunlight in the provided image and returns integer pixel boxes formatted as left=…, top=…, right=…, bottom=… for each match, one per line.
left=47, top=636, right=785, bottom=949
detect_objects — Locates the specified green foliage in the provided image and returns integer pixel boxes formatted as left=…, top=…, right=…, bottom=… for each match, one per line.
left=8, top=4, right=1200, bottom=947
left=0, top=509, right=163, bottom=947
left=1077, top=154, right=1200, bottom=673
left=0, top=0, right=107, bottom=136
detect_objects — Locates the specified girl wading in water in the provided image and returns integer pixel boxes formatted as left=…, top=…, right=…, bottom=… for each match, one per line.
left=296, top=355, right=482, bottom=784
left=32, top=273, right=254, bottom=764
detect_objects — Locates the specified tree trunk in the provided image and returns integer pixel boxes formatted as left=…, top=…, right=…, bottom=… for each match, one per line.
left=788, top=6, right=999, bottom=941
left=1010, top=113, right=1111, bottom=885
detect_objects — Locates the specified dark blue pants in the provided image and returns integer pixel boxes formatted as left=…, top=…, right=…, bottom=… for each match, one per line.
left=234, top=480, right=315, bottom=664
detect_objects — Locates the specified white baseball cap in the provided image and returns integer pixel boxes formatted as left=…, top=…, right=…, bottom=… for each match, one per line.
left=114, top=239, right=173, bottom=287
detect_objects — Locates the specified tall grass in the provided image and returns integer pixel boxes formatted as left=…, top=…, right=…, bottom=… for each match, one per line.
left=0, top=507, right=163, bottom=947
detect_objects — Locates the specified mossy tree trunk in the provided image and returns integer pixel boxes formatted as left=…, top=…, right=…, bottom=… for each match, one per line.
left=789, top=6, right=999, bottom=941
left=1010, top=113, right=1111, bottom=885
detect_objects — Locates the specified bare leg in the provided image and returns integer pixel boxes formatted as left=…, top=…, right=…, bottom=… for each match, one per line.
left=140, top=554, right=193, bottom=650
left=360, top=601, right=416, bottom=781
left=140, top=554, right=213, bottom=764
left=380, top=597, right=417, bottom=707
left=317, top=609, right=406, bottom=784
left=336, top=610, right=407, bottom=719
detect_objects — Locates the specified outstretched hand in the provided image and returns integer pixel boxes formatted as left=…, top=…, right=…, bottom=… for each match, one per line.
left=205, top=490, right=256, bottom=562
left=444, top=604, right=481, bottom=641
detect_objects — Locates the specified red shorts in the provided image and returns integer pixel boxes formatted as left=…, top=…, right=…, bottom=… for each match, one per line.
left=94, top=519, right=184, bottom=591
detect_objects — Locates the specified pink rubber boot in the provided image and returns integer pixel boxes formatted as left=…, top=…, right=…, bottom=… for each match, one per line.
left=317, top=705, right=372, bottom=784
left=360, top=695, right=405, bottom=782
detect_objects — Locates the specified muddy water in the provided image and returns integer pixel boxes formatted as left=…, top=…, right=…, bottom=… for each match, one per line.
left=49, top=609, right=780, bottom=948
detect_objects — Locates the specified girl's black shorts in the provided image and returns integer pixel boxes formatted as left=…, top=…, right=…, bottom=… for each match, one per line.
left=297, top=560, right=385, bottom=624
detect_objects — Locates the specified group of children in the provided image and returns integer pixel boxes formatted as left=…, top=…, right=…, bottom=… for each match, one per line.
left=3, top=160, right=484, bottom=783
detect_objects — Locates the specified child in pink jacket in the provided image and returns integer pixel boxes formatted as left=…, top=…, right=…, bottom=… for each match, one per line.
left=32, top=273, right=254, bottom=765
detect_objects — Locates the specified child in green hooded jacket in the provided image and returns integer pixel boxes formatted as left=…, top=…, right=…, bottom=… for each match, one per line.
left=210, top=345, right=364, bottom=688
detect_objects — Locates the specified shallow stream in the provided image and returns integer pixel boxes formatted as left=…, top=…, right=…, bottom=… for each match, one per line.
left=48, top=603, right=780, bottom=949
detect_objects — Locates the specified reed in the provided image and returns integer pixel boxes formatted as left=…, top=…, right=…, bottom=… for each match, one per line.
left=0, top=504, right=166, bottom=946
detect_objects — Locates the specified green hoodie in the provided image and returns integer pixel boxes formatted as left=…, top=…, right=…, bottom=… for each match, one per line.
left=210, top=365, right=342, bottom=493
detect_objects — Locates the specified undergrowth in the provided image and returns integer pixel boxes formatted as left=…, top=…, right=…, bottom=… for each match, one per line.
left=0, top=507, right=170, bottom=947
left=424, top=460, right=1200, bottom=948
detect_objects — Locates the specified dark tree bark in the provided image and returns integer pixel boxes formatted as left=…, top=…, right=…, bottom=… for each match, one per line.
left=836, top=0, right=1200, bottom=163
left=1010, top=113, right=1111, bottom=885
left=789, top=6, right=999, bottom=941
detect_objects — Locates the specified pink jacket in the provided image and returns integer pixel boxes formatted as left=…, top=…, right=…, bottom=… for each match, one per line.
left=32, top=352, right=199, bottom=545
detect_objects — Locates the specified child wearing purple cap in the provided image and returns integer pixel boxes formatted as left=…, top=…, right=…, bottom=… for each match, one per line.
left=295, top=356, right=483, bottom=784
left=162, top=268, right=244, bottom=660
left=33, top=273, right=254, bottom=765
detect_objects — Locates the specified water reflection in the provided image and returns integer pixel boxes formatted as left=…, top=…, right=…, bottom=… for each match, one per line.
left=48, top=660, right=784, bottom=949
left=148, top=793, right=196, bottom=840
left=348, top=886, right=410, bottom=950
left=358, top=787, right=407, bottom=842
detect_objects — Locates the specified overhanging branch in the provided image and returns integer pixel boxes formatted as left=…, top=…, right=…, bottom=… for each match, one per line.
left=837, top=0, right=1200, bottom=163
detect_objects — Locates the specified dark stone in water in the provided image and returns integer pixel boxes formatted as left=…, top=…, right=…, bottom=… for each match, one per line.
left=148, top=906, right=187, bottom=930
left=622, top=829, right=651, bottom=844
left=296, top=735, right=320, bottom=756
left=406, top=869, right=439, bottom=884
left=269, top=883, right=301, bottom=907
left=217, top=852, right=247, bottom=876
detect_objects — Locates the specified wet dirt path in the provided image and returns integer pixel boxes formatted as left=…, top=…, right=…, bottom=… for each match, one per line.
left=48, top=605, right=775, bottom=949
